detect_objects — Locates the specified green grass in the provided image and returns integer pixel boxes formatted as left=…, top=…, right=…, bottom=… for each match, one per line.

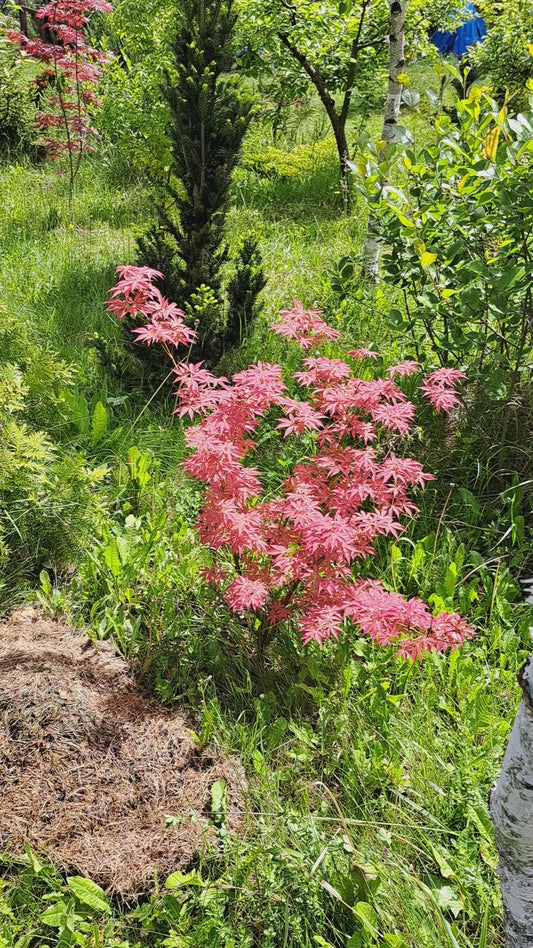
left=0, top=162, right=143, bottom=375
left=0, top=62, right=531, bottom=948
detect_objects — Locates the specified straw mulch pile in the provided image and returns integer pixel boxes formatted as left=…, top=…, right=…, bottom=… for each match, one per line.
left=0, top=607, right=245, bottom=895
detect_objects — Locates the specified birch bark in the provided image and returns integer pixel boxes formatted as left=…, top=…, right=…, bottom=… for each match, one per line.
left=489, top=657, right=533, bottom=947
left=361, top=0, right=405, bottom=280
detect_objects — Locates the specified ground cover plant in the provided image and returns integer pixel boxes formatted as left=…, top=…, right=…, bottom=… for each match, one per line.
left=1, top=9, right=533, bottom=945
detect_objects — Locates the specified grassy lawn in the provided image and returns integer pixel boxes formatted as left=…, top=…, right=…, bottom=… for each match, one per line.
left=0, top=59, right=531, bottom=948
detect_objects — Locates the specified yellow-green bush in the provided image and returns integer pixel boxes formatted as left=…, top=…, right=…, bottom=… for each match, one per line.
left=243, top=137, right=337, bottom=178
left=0, top=319, right=107, bottom=608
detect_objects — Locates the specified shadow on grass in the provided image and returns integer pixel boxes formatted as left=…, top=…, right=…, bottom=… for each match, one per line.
left=233, top=163, right=346, bottom=223
left=131, top=590, right=357, bottom=724
left=26, top=254, right=132, bottom=369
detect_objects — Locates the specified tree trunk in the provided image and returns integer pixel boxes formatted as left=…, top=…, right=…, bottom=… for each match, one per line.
left=19, top=5, right=28, bottom=36
left=489, top=657, right=533, bottom=947
left=278, top=32, right=350, bottom=198
left=331, top=114, right=350, bottom=209
left=361, top=0, right=405, bottom=280
left=382, top=1, right=405, bottom=144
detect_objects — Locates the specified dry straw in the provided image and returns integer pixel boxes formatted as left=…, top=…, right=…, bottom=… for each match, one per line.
left=0, top=607, right=245, bottom=896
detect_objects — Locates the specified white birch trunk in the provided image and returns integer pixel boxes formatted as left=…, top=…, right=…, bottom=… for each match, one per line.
left=489, top=657, right=533, bottom=947
left=361, top=0, right=405, bottom=281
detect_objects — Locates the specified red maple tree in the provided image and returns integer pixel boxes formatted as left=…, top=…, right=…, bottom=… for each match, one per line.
left=108, top=268, right=472, bottom=663
left=8, top=0, right=112, bottom=219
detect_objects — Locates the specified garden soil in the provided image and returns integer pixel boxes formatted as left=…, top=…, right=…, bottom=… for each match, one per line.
left=0, top=606, right=245, bottom=896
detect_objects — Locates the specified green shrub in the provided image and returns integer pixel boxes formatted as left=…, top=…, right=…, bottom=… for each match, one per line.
left=242, top=136, right=338, bottom=178
left=224, top=235, right=266, bottom=351
left=137, top=0, right=259, bottom=364
left=472, top=0, right=533, bottom=106
left=0, top=36, right=38, bottom=160
left=355, top=89, right=533, bottom=472
left=0, top=315, right=107, bottom=607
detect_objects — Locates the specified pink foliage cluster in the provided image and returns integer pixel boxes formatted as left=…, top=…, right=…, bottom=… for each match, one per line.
left=106, top=266, right=197, bottom=349
left=8, top=0, right=112, bottom=158
left=419, top=367, right=468, bottom=413
left=108, top=268, right=473, bottom=660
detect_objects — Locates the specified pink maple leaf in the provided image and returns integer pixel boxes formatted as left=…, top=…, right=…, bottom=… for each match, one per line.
left=348, top=347, right=379, bottom=361
left=132, top=312, right=196, bottom=348
left=276, top=401, right=325, bottom=437
left=387, top=360, right=420, bottom=378
left=272, top=298, right=340, bottom=350
left=420, top=368, right=467, bottom=413
left=294, top=357, right=352, bottom=387
left=225, top=576, right=270, bottom=612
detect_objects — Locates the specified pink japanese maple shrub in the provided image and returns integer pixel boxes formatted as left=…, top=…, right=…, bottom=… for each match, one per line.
left=8, top=0, right=112, bottom=217
left=108, top=268, right=472, bottom=662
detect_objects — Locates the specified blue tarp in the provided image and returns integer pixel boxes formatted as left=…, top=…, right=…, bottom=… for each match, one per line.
left=431, top=2, right=486, bottom=57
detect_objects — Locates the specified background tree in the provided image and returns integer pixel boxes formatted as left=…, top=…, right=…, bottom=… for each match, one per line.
left=238, top=0, right=467, bottom=200
left=137, top=0, right=258, bottom=363
left=95, top=0, right=177, bottom=175
left=471, top=0, right=533, bottom=107
left=238, top=0, right=390, bottom=191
